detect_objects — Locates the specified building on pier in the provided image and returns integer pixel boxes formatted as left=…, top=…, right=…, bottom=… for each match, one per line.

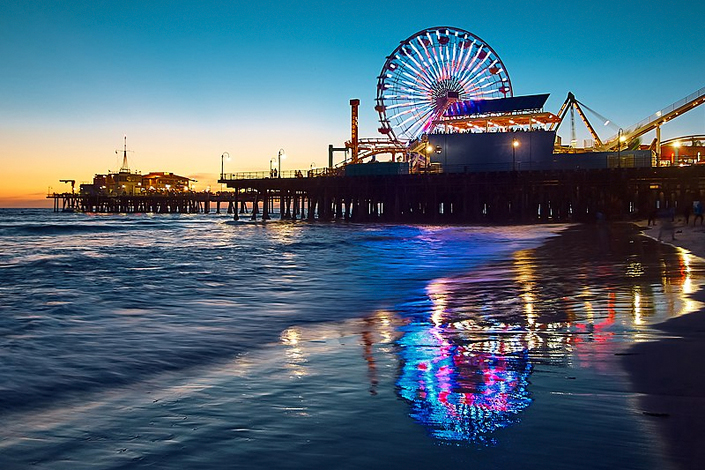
left=79, top=135, right=195, bottom=196
left=422, top=93, right=559, bottom=172
left=80, top=170, right=193, bottom=196
left=83, top=170, right=143, bottom=196
left=408, top=93, right=653, bottom=173
left=659, top=136, right=705, bottom=166
left=141, top=172, right=193, bottom=192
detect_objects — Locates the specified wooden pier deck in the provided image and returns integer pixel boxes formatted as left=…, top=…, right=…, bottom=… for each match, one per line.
left=49, top=166, right=705, bottom=223
left=221, top=166, right=705, bottom=223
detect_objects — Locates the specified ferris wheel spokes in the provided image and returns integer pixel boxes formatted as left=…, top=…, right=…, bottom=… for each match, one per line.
left=376, top=27, right=513, bottom=142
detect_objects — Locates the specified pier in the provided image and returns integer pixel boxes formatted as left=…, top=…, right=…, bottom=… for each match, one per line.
left=49, top=166, right=705, bottom=223
left=217, top=166, right=705, bottom=223
left=49, top=190, right=254, bottom=215
left=50, top=166, right=705, bottom=222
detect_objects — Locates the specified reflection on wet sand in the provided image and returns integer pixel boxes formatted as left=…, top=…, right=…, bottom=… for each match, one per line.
left=393, top=224, right=704, bottom=445
left=397, top=317, right=532, bottom=444
left=280, top=310, right=405, bottom=390
left=361, top=317, right=379, bottom=395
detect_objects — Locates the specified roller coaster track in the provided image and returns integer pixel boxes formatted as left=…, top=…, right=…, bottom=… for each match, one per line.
left=602, top=86, right=705, bottom=150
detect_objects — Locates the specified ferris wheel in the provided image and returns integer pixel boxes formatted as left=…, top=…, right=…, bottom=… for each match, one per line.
left=376, top=27, right=513, bottom=143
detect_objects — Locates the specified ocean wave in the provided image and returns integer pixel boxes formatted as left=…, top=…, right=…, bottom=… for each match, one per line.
left=0, top=213, right=564, bottom=417
left=1, top=224, right=132, bottom=236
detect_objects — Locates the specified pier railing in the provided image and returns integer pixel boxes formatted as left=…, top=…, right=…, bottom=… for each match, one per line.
left=47, top=190, right=242, bottom=199
left=222, top=167, right=342, bottom=180
left=222, top=159, right=654, bottom=179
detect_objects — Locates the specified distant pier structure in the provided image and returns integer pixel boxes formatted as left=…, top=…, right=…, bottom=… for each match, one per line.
left=49, top=135, right=259, bottom=215
left=49, top=190, right=254, bottom=215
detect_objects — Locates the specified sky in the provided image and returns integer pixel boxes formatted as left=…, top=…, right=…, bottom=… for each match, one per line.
left=2, top=0, right=704, bottom=207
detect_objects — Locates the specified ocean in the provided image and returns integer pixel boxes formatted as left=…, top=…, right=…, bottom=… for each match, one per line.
left=0, top=208, right=700, bottom=469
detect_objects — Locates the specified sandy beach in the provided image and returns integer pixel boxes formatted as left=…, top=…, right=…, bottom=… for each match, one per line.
left=624, top=220, right=705, bottom=470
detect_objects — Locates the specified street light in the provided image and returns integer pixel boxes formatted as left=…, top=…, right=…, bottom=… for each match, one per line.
left=618, top=128, right=625, bottom=168
left=512, top=138, right=520, bottom=171
left=269, top=157, right=277, bottom=177
left=674, top=141, right=681, bottom=165
left=278, top=148, right=286, bottom=178
left=221, top=152, right=230, bottom=190
left=425, top=144, right=434, bottom=172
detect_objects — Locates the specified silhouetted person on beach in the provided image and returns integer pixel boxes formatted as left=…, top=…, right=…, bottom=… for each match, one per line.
left=684, top=203, right=691, bottom=225
left=658, top=207, right=676, bottom=241
left=694, top=201, right=704, bottom=225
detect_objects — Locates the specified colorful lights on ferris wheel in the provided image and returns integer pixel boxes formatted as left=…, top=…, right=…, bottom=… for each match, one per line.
left=376, top=27, right=513, bottom=142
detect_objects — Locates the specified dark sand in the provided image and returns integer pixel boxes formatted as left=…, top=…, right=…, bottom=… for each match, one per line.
left=623, top=221, right=705, bottom=470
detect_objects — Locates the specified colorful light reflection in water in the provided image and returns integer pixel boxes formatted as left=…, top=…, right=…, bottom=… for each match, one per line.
left=394, top=225, right=703, bottom=446
left=397, top=325, right=532, bottom=444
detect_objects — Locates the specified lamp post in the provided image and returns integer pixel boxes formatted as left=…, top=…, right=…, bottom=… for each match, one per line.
left=434, top=145, right=442, bottom=172
left=426, top=144, right=434, bottom=172
left=269, top=158, right=277, bottom=177
left=674, top=141, right=681, bottom=165
left=617, top=128, right=624, bottom=168
left=220, top=152, right=230, bottom=190
left=278, top=148, right=286, bottom=178
left=512, top=138, right=519, bottom=171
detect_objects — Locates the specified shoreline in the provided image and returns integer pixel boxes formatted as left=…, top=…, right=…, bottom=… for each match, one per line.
left=622, top=220, right=705, bottom=470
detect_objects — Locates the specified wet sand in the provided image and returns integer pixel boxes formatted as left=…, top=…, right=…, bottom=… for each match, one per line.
left=625, top=220, right=705, bottom=470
